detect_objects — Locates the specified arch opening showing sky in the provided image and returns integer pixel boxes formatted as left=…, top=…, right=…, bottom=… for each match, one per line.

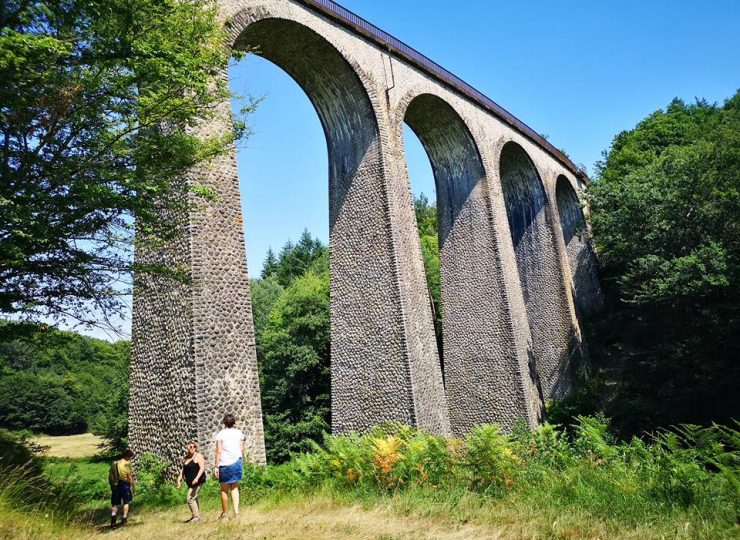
left=231, top=53, right=436, bottom=277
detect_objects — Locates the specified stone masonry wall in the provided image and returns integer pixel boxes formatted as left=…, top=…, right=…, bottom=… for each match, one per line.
left=130, top=0, right=598, bottom=470
left=554, top=176, right=603, bottom=319
left=399, top=94, right=542, bottom=434
left=130, top=92, right=267, bottom=471
left=499, top=143, right=581, bottom=399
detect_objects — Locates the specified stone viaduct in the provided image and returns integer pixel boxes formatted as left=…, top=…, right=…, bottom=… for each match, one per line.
left=129, top=0, right=602, bottom=467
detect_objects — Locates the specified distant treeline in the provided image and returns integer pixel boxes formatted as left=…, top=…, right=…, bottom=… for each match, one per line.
left=0, top=322, right=128, bottom=445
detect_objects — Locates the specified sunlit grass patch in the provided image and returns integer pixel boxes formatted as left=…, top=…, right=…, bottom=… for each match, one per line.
left=32, top=433, right=105, bottom=459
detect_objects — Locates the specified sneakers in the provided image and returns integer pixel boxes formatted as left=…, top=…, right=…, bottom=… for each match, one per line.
left=189, top=516, right=201, bottom=524
left=121, top=517, right=128, bottom=526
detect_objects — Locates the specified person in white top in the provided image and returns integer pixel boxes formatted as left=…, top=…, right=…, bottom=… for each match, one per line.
left=214, top=413, right=245, bottom=520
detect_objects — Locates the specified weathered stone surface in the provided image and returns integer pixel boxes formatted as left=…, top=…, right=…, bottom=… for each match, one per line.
left=130, top=94, right=267, bottom=472
left=129, top=0, right=599, bottom=470
left=398, top=94, right=542, bottom=434
left=554, top=176, right=603, bottom=319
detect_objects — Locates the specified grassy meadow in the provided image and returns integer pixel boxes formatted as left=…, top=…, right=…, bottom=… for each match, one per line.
left=31, top=433, right=105, bottom=459
left=1, top=418, right=738, bottom=539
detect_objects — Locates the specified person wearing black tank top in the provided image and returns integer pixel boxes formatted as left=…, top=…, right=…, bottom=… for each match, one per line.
left=176, top=441, right=206, bottom=523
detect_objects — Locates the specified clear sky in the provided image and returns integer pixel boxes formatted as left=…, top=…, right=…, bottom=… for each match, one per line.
left=73, top=0, right=739, bottom=340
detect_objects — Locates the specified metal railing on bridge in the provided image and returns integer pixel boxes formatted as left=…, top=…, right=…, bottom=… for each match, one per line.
left=298, top=0, right=583, bottom=179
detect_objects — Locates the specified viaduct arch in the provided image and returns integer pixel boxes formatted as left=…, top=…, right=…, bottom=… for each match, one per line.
left=555, top=176, right=603, bottom=319
left=129, top=0, right=601, bottom=467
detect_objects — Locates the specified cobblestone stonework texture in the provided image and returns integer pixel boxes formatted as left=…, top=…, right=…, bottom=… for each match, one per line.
left=499, top=142, right=581, bottom=400
left=555, top=176, right=603, bottom=319
left=130, top=0, right=599, bottom=467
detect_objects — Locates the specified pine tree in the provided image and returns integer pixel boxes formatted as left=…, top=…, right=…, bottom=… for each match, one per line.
left=261, top=248, right=279, bottom=279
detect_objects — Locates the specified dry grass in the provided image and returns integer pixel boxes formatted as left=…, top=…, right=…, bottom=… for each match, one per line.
left=105, top=498, right=508, bottom=540
left=31, top=433, right=104, bottom=459
left=2, top=491, right=725, bottom=540
left=1, top=496, right=514, bottom=540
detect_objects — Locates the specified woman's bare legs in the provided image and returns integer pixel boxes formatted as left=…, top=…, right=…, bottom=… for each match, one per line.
left=219, top=484, right=229, bottom=516
left=230, top=483, right=239, bottom=516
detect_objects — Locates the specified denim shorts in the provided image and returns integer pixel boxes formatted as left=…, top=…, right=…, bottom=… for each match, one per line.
left=111, top=481, right=133, bottom=505
left=218, top=458, right=243, bottom=484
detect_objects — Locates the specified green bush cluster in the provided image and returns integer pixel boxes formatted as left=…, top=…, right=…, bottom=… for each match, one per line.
left=237, top=417, right=738, bottom=531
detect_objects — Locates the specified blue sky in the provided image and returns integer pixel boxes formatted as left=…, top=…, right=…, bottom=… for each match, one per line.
left=231, top=0, right=740, bottom=278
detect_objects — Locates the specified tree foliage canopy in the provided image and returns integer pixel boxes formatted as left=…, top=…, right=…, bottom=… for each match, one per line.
left=581, top=92, right=740, bottom=434
left=0, top=0, right=247, bottom=327
left=260, top=268, right=330, bottom=462
left=415, top=193, right=442, bottom=351
left=251, top=231, right=329, bottom=462
left=590, top=93, right=739, bottom=305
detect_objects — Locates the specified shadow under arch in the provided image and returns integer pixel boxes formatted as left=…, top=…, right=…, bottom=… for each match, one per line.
left=404, top=94, right=487, bottom=246
left=555, top=175, right=602, bottom=319
left=404, top=93, right=485, bottom=374
left=403, top=93, right=485, bottom=373
left=404, top=94, right=540, bottom=433
left=231, top=18, right=450, bottom=435
left=499, top=142, right=575, bottom=399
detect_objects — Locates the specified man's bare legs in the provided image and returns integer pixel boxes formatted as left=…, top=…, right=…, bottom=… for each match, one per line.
left=110, top=503, right=129, bottom=527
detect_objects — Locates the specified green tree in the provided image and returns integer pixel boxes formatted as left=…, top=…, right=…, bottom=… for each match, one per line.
left=260, top=248, right=279, bottom=279
left=276, top=230, right=326, bottom=287
left=415, top=194, right=443, bottom=354
left=250, top=274, right=284, bottom=340
left=0, top=321, right=129, bottom=439
left=90, top=359, right=130, bottom=454
left=584, top=92, right=740, bottom=434
left=0, top=0, right=251, bottom=326
left=259, top=269, right=331, bottom=462
left=0, top=372, right=87, bottom=434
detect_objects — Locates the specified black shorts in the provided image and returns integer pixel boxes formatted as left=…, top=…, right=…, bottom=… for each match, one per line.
left=111, top=481, right=133, bottom=505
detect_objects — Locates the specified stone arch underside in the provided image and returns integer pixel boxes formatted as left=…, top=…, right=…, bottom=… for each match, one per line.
left=555, top=176, right=602, bottom=318
left=234, top=19, right=450, bottom=435
left=500, top=143, right=577, bottom=400
left=404, top=95, right=541, bottom=433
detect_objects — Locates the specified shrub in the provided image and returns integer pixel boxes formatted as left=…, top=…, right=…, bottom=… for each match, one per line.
left=133, top=453, right=181, bottom=507
left=463, top=424, right=521, bottom=495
